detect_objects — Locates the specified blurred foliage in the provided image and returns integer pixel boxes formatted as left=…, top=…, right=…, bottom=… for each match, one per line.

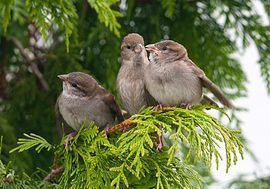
left=0, top=136, right=53, bottom=188
left=0, top=0, right=270, bottom=188
left=227, top=173, right=270, bottom=189
left=0, top=160, right=54, bottom=189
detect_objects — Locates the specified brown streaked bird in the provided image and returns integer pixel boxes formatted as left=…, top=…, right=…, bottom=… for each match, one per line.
left=144, top=40, right=234, bottom=108
left=117, top=33, right=157, bottom=115
left=56, top=72, right=124, bottom=132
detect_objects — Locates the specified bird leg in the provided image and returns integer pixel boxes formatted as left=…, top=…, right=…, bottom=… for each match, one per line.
left=156, top=134, right=163, bottom=150
left=154, top=125, right=164, bottom=150
left=153, top=104, right=167, bottom=111
left=104, top=127, right=110, bottom=137
left=64, top=131, right=77, bottom=149
left=180, top=102, right=192, bottom=109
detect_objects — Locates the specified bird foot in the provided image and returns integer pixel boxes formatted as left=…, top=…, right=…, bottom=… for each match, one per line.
left=154, top=125, right=163, bottom=150
left=180, top=102, right=192, bottom=109
left=155, top=134, right=163, bottom=150
left=153, top=104, right=167, bottom=111
left=104, top=127, right=109, bottom=137
left=64, top=132, right=77, bottom=149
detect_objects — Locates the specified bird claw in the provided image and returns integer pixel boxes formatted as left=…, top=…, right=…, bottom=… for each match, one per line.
left=153, top=104, right=166, bottom=111
left=155, top=125, right=163, bottom=150
left=156, top=135, right=163, bottom=150
left=104, top=127, right=110, bottom=137
left=180, top=102, right=192, bottom=109
left=64, top=132, right=77, bottom=149
left=120, top=125, right=129, bottom=132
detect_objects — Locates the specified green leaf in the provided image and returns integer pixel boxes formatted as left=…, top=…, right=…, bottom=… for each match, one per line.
left=9, top=133, right=53, bottom=153
left=87, top=0, right=122, bottom=37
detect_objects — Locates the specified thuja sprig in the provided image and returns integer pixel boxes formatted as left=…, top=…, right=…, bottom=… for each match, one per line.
left=130, top=105, right=244, bottom=172
left=9, top=133, right=53, bottom=153
left=9, top=105, right=243, bottom=188
left=53, top=121, right=202, bottom=189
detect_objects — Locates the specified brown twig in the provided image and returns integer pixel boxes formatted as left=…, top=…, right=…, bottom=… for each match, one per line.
left=29, top=54, right=57, bottom=63
left=107, top=118, right=132, bottom=134
left=8, top=36, right=49, bottom=91
left=43, top=165, right=64, bottom=182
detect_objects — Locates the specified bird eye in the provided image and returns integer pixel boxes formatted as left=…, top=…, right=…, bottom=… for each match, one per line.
left=126, top=45, right=131, bottom=49
left=71, top=83, right=78, bottom=88
left=162, top=46, right=167, bottom=51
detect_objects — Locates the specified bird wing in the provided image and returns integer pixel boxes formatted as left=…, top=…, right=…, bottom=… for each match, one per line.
left=144, top=86, right=158, bottom=106
left=100, top=90, right=124, bottom=123
left=186, top=58, right=234, bottom=108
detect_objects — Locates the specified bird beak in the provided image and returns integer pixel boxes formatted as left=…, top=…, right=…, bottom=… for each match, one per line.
left=120, top=43, right=124, bottom=50
left=145, top=44, right=160, bottom=53
left=57, top=74, right=68, bottom=81
left=134, top=44, right=143, bottom=53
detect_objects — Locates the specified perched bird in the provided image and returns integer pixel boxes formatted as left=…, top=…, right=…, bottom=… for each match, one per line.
left=117, top=33, right=156, bottom=115
left=144, top=40, right=234, bottom=108
left=56, top=72, right=124, bottom=132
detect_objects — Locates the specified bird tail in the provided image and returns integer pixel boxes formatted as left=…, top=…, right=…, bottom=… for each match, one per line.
left=201, top=77, right=234, bottom=108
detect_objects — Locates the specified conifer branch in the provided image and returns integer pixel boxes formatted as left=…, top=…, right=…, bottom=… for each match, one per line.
left=9, top=133, right=52, bottom=153
left=87, top=0, right=122, bottom=37
left=10, top=105, right=244, bottom=188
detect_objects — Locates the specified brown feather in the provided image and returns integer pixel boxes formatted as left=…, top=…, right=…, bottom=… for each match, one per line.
left=200, top=76, right=234, bottom=108
left=145, top=40, right=234, bottom=108
left=100, top=90, right=124, bottom=122
left=122, top=33, right=144, bottom=46
left=183, top=52, right=234, bottom=108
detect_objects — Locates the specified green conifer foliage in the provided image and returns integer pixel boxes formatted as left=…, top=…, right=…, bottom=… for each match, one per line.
left=5, top=106, right=243, bottom=188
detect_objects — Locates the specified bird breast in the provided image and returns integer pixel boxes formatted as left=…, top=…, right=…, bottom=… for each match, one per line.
left=145, top=60, right=202, bottom=106
left=117, top=65, right=147, bottom=114
left=58, top=93, right=114, bottom=131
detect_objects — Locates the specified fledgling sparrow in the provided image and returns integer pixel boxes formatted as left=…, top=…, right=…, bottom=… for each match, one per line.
left=144, top=40, right=233, bottom=108
left=117, top=33, right=157, bottom=115
left=56, top=72, right=124, bottom=132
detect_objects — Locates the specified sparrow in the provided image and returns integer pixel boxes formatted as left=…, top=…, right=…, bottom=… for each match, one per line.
left=144, top=40, right=234, bottom=108
left=117, top=33, right=157, bottom=115
left=56, top=72, right=124, bottom=132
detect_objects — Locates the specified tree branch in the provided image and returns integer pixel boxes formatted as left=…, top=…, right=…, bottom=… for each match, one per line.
left=43, top=165, right=64, bottom=182
left=8, top=36, right=49, bottom=91
left=108, top=118, right=132, bottom=134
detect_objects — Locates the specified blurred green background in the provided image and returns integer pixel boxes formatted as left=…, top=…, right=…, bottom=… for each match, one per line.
left=1, top=0, right=270, bottom=188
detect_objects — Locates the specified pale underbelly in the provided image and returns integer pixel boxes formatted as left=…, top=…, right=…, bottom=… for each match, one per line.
left=151, top=81, right=202, bottom=106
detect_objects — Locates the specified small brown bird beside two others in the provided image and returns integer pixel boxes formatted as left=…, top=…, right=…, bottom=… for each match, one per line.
left=144, top=40, right=233, bottom=109
left=56, top=72, right=124, bottom=133
left=116, top=33, right=157, bottom=115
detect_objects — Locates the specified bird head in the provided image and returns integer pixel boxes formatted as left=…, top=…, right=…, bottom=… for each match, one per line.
left=145, top=40, right=187, bottom=64
left=58, top=72, right=97, bottom=97
left=120, top=33, right=148, bottom=65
